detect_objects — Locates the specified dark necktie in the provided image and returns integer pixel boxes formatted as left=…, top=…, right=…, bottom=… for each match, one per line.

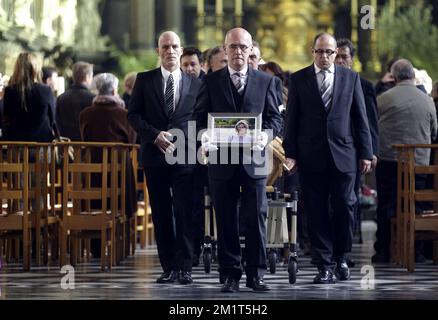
left=232, top=72, right=244, bottom=95
left=165, top=74, right=174, bottom=117
left=319, top=70, right=331, bottom=109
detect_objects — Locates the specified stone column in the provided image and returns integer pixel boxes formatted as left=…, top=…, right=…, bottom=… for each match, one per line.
left=163, top=0, right=182, bottom=34
left=131, top=0, right=155, bottom=50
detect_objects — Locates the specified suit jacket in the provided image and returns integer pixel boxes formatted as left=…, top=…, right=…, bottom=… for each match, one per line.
left=56, top=83, right=95, bottom=141
left=3, top=83, right=55, bottom=142
left=360, top=77, right=379, bottom=156
left=127, top=67, right=202, bottom=167
left=193, top=67, right=282, bottom=180
left=283, top=64, right=372, bottom=173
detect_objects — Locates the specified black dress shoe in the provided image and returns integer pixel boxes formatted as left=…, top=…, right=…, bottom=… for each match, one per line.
left=178, top=271, right=193, bottom=284
left=335, top=261, right=351, bottom=281
left=156, top=270, right=177, bottom=283
left=246, top=277, right=270, bottom=292
left=221, top=278, right=239, bottom=293
left=313, top=269, right=336, bottom=284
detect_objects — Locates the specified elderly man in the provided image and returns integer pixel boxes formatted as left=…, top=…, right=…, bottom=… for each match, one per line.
left=194, top=27, right=282, bottom=293
left=128, top=31, right=202, bottom=285
left=283, top=33, right=373, bottom=284
left=372, top=59, right=437, bottom=263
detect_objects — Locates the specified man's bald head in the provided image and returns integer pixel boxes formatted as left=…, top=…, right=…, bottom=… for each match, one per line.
left=225, top=28, right=253, bottom=45
left=312, top=32, right=338, bottom=70
left=390, top=59, right=415, bottom=84
left=158, top=31, right=181, bottom=48
left=224, top=28, right=253, bottom=71
left=157, top=31, right=183, bottom=72
left=312, top=33, right=337, bottom=48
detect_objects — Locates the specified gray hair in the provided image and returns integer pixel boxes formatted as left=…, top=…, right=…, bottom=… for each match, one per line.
left=94, top=73, right=119, bottom=95
left=391, top=59, right=415, bottom=82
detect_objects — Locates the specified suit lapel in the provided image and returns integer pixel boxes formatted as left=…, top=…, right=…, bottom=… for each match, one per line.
left=175, top=72, right=191, bottom=116
left=152, top=68, right=167, bottom=119
left=330, top=65, right=345, bottom=114
left=241, top=68, right=255, bottom=112
left=219, top=68, right=237, bottom=112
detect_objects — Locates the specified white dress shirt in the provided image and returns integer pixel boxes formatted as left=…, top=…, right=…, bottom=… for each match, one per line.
left=161, top=66, right=182, bottom=111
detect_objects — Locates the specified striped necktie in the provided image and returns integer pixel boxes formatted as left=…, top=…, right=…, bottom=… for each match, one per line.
left=319, top=70, right=332, bottom=109
left=165, top=74, right=174, bottom=117
left=232, top=72, right=245, bottom=95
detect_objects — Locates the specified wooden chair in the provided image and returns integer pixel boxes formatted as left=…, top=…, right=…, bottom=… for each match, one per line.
left=0, top=142, right=32, bottom=271
left=59, top=142, right=120, bottom=271
left=393, top=144, right=438, bottom=272
left=131, top=146, right=154, bottom=249
left=27, top=143, right=60, bottom=267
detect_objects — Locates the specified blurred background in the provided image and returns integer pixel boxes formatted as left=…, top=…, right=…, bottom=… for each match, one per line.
left=0, top=0, right=437, bottom=89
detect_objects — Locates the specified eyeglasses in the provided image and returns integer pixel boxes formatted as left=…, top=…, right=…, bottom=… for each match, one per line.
left=228, top=44, right=251, bottom=52
left=313, top=49, right=336, bottom=57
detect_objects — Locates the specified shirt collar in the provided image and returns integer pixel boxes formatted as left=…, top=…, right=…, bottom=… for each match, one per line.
left=228, top=65, right=248, bottom=77
left=161, top=66, right=182, bottom=81
left=314, top=63, right=335, bottom=75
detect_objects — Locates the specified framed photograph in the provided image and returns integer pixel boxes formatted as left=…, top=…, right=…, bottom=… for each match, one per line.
left=207, top=113, right=262, bottom=146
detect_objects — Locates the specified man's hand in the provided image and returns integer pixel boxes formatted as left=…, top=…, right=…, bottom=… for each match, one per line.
left=371, top=155, right=378, bottom=171
left=251, top=132, right=268, bottom=151
left=154, top=131, right=176, bottom=154
left=284, top=158, right=297, bottom=173
left=201, top=131, right=218, bottom=153
left=359, top=159, right=372, bottom=174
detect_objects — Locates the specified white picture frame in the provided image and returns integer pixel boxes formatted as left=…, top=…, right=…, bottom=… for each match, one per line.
left=207, top=113, right=262, bottom=147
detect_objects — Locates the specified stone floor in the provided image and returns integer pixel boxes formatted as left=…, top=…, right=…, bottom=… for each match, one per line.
left=0, top=221, right=437, bottom=300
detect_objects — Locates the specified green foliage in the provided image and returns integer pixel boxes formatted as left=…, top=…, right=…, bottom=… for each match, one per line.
left=110, top=48, right=158, bottom=77
left=377, top=3, right=438, bottom=80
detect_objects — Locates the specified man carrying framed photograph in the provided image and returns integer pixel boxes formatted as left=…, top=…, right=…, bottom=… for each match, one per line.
left=193, top=27, right=282, bottom=293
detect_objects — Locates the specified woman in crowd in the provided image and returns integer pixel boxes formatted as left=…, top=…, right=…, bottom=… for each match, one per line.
left=2, top=52, right=55, bottom=142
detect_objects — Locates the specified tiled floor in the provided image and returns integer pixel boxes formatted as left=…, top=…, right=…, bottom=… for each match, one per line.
left=1, top=221, right=437, bottom=300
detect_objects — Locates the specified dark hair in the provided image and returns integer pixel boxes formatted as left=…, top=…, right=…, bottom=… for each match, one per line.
left=336, top=38, right=355, bottom=58
left=181, top=47, right=203, bottom=64
left=208, top=46, right=225, bottom=64
left=386, top=56, right=401, bottom=73
left=42, top=66, right=57, bottom=83
left=312, top=32, right=337, bottom=48
left=259, top=61, right=290, bottom=87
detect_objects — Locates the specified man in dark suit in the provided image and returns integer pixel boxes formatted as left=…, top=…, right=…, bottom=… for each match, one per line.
left=335, top=38, right=379, bottom=245
left=194, top=27, right=282, bottom=293
left=128, top=31, right=202, bottom=285
left=56, top=61, right=95, bottom=141
left=283, top=33, right=373, bottom=284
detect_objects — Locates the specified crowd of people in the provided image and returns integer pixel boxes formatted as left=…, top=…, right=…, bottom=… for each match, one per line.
left=0, top=27, right=437, bottom=292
